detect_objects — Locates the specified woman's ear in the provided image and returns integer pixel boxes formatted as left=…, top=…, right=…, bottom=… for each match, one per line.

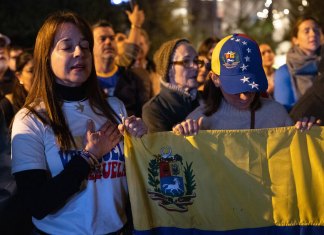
left=15, top=72, right=23, bottom=84
left=209, top=72, right=221, bottom=87
left=292, top=37, right=299, bottom=46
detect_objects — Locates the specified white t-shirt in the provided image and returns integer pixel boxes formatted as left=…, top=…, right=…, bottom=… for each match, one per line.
left=11, top=97, right=128, bottom=235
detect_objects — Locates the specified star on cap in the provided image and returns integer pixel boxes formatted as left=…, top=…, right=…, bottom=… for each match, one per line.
left=242, top=41, right=248, bottom=45
left=230, top=37, right=235, bottom=40
left=235, top=38, right=241, bottom=42
left=240, top=64, right=249, bottom=71
left=249, top=82, right=259, bottom=90
left=240, top=76, right=250, bottom=83
left=244, top=56, right=250, bottom=62
left=247, top=48, right=252, bottom=53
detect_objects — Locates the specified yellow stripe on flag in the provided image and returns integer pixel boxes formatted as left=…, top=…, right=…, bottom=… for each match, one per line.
left=124, top=127, right=324, bottom=231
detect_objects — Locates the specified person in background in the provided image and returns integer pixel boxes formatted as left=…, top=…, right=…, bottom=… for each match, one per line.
left=132, top=29, right=155, bottom=74
left=259, top=43, right=275, bottom=97
left=0, top=33, right=15, bottom=96
left=142, top=38, right=204, bottom=133
left=0, top=49, right=34, bottom=235
left=92, top=5, right=150, bottom=117
left=274, top=16, right=322, bottom=111
left=11, top=11, right=146, bottom=235
left=115, top=32, right=128, bottom=56
left=132, top=29, right=156, bottom=97
left=172, top=34, right=319, bottom=135
left=289, top=46, right=324, bottom=124
left=197, top=36, right=219, bottom=97
left=8, top=45, right=23, bottom=72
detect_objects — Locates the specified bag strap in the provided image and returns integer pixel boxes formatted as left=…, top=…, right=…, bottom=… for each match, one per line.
left=250, top=109, right=255, bottom=129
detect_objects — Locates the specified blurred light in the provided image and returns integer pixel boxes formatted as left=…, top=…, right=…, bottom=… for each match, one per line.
left=263, top=9, right=269, bottom=14
left=283, top=9, right=289, bottom=15
left=273, top=19, right=283, bottom=29
left=273, top=12, right=280, bottom=20
left=265, top=0, right=272, bottom=8
left=217, top=0, right=224, bottom=1
left=298, top=5, right=304, bottom=11
left=302, top=0, right=308, bottom=6
left=172, top=7, right=188, bottom=17
left=111, top=0, right=129, bottom=4
left=257, top=11, right=268, bottom=19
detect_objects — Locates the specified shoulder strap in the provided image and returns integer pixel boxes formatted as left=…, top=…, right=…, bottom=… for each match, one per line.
left=250, top=109, right=255, bottom=129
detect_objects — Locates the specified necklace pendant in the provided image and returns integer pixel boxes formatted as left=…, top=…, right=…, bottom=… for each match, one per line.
left=75, top=102, right=85, bottom=112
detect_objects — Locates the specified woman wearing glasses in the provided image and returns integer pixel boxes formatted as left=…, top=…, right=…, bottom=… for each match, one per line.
left=142, top=38, right=205, bottom=133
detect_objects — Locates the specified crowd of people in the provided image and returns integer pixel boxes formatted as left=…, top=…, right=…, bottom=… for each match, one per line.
left=0, top=5, right=323, bottom=235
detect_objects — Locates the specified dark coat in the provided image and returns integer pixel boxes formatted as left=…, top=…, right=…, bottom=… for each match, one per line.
left=0, top=69, right=15, bottom=97
left=289, top=75, right=324, bottom=124
left=142, top=85, right=199, bottom=133
left=114, top=66, right=150, bottom=117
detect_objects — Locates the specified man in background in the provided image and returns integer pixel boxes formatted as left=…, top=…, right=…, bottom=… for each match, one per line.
left=0, top=33, right=15, bottom=96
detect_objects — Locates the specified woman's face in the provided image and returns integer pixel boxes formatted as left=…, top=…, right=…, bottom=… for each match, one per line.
left=169, top=43, right=199, bottom=91
left=16, top=59, right=34, bottom=92
left=294, top=19, right=321, bottom=55
left=221, top=89, right=256, bottom=110
left=259, top=44, right=275, bottom=68
left=211, top=73, right=256, bottom=110
left=50, top=23, right=92, bottom=87
left=197, top=55, right=210, bottom=85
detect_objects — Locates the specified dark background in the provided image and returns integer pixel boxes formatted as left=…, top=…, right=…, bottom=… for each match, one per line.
left=0, top=0, right=323, bottom=57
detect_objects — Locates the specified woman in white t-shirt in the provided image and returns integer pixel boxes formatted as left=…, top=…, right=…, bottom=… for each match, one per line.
left=11, top=11, right=146, bottom=235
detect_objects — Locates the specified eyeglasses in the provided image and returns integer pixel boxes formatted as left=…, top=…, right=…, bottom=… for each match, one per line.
left=171, top=59, right=205, bottom=68
left=205, top=60, right=211, bottom=71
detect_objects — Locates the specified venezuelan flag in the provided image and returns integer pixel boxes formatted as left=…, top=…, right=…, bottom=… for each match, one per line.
left=124, top=127, right=324, bottom=235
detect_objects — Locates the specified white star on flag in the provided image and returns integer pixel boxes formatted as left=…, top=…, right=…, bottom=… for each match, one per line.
left=231, top=37, right=235, bottom=40
left=242, top=41, right=247, bottom=45
left=249, top=82, right=259, bottom=90
left=244, top=56, right=250, bottom=62
left=240, top=64, right=248, bottom=71
left=247, top=48, right=252, bottom=53
left=240, top=76, right=250, bottom=83
left=235, top=39, right=240, bottom=42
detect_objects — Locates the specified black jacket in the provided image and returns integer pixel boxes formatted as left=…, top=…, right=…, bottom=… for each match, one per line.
left=0, top=69, right=15, bottom=97
left=99, top=66, right=150, bottom=117
left=290, top=75, right=324, bottom=123
left=142, top=85, right=199, bottom=133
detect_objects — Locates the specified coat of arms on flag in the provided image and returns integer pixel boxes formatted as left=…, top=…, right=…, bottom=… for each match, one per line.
left=147, top=146, right=196, bottom=212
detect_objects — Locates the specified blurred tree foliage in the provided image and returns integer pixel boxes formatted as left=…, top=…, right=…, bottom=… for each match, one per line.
left=0, top=0, right=122, bottom=47
left=2, top=0, right=321, bottom=58
left=0, top=0, right=184, bottom=58
left=221, top=0, right=276, bottom=49
left=132, top=0, right=184, bottom=57
left=288, top=0, right=324, bottom=27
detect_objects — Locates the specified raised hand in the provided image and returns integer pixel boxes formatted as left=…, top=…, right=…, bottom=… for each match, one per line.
left=125, top=4, right=145, bottom=28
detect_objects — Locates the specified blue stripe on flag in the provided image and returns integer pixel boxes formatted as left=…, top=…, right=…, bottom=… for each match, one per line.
left=134, top=226, right=324, bottom=235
